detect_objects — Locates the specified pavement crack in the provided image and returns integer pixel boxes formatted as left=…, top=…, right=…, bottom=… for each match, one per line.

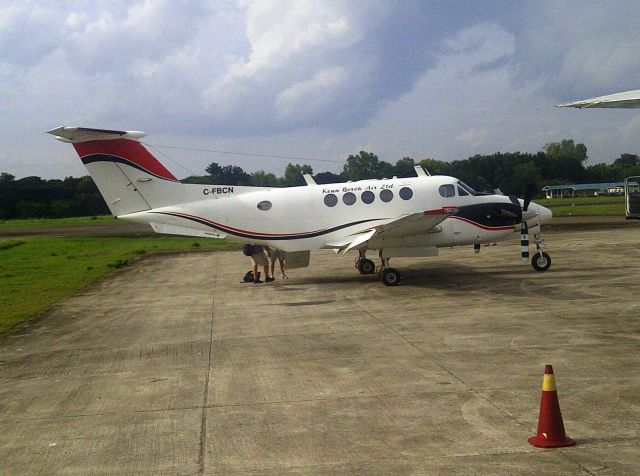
left=197, top=254, right=218, bottom=476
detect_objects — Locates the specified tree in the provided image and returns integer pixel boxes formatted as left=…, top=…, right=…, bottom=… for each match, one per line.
left=343, top=151, right=393, bottom=181
left=250, top=170, right=279, bottom=187
left=181, top=175, right=216, bottom=184
left=503, top=161, right=543, bottom=196
left=418, top=158, right=451, bottom=176
left=542, top=139, right=588, bottom=182
left=584, top=163, right=618, bottom=183
left=314, top=171, right=344, bottom=184
left=0, top=172, right=15, bottom=185
left=281, top=163, right=313, bottom=187
left=393, top=157, right=416, bottom=178
left=205, top=162, right=250, bottom=185
left=613, top=153, right=640, bottom=168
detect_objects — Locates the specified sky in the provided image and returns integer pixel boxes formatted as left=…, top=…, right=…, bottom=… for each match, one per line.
left=2, top=0, right=640, bottom=180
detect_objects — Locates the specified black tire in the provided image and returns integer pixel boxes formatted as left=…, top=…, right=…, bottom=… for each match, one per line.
left=531, top=252, right=551, bottom=272
left=358, top=258, right=375, bottom=274
left=381, top=268, right=401, bottom=286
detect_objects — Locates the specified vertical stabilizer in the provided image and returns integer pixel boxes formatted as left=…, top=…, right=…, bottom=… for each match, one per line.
left=47, top=127, right=189, bottom=216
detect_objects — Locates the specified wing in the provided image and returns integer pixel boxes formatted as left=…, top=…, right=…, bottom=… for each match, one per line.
left=338, top=207, right=457, bottom=254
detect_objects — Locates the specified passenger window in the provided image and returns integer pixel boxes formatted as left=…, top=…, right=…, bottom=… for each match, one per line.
left=439, top=184, right=455, bottom=198
left=257, top=200, right=272, bottom=211
left=457, top=186, right=469, bottom=196
left=324, top=194, right=338, bottom=207
left=343, top=192, right=356, bottom=205
left=361, top=190, right=375, bottom=204
left=399, top=187, right=413, bottom=200
left=380, top=189, right=393, bottom=202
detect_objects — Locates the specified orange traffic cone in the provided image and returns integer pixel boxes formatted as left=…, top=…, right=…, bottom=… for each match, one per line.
left=528, top=364, right=575, bottom=448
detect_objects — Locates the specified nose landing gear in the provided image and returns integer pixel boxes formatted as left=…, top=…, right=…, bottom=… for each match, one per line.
left=531, top=234, right=551, bottom=271
left=521, top=221, right=552, bottom=273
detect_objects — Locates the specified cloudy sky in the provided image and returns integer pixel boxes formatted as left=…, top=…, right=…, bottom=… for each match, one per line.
left=2, top=0, right=640, bottom=179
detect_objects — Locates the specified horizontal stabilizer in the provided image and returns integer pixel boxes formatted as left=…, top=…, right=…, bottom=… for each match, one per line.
left=47, top=126, right=146, bottom=144
left=149, top=222, right=227, bottom=239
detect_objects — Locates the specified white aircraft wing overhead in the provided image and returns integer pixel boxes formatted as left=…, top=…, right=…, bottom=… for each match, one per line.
left=338, top=207, right=456, bottom=253
left=556, top=89, right=640, bottom=109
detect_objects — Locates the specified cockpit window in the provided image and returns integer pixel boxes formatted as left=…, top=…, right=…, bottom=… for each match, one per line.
left=438, top=184, right=455, bottom=198
left=457, top=180, right=476, bottom=195
left=457, top=186, right=469, bottom=196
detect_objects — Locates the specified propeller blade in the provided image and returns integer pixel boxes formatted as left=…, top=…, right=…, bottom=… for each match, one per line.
left=523, top=183, right=536, bottom=211
left=509, top=195, right=523, bottom=224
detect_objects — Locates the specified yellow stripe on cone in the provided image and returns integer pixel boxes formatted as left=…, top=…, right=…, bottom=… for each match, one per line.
left=542, top=373, right=556, bottom=392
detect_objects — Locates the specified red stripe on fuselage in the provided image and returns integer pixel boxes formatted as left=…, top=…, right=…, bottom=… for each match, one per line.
left=168, top=211, right=324, bottom=237
left=74, top=139, right=177, bottom=181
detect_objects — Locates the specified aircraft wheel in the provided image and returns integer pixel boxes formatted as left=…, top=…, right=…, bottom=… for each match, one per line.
left=358, top=258, right=375, bottom=274
left=531, top=252, right=551, bottom=272
left=381, top=268, right=401, bottom=286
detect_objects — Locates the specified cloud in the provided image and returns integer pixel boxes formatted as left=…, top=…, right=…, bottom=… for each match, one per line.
left=513, top=2, right=640, bottom=100
left=2, top=1, right=640, bottom=179
left=455, top=128, right=488, bottom=144
left=201, top=0, right=432, bottom=134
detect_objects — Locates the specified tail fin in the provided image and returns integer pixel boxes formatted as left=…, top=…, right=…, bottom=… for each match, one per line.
left=47, top=126, right=189, bottom=216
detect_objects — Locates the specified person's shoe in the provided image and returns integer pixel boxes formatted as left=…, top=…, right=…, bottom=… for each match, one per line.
left=266, top=276, right=275, bottom=282
left=254, top=279, right=263, bottom=284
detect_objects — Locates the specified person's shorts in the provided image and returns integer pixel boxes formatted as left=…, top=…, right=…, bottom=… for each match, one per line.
left=271, top=249, right=285, bottom=261
left=251, top=252, right=268, bottom=266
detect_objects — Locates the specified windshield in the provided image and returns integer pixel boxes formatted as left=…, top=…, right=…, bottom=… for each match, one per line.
left=457, top=180, right=476, bottom=195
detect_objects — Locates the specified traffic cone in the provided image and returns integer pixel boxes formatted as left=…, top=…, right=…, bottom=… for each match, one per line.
left=528, top=364, right=576, bottom=448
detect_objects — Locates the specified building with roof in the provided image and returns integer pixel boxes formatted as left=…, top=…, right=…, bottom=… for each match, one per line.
left=541, top=182, right=636, bottom=198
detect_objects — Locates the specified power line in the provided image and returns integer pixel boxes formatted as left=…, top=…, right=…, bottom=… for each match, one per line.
left=144, top=143, right=201, bottom=177
left=142, top=142, right=344, bottom=164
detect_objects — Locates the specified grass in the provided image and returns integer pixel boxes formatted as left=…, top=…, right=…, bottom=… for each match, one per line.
left=0, top=215, right=115, bottom=229
left=541, top=195, right=625, bottom=207
left=540, top=195, right=626, bottom=216
left=0, top=235, right=237, bottom=334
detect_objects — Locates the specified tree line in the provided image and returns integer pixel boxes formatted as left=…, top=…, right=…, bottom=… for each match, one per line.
left=2, top=139, right=639, bottom=219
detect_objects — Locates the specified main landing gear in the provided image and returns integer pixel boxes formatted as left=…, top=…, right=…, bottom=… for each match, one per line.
left=355, top=251, right=401, bottom=286
left=380, top=260, right=401, bottom=286
left=355, top=253, right=375, bottom=274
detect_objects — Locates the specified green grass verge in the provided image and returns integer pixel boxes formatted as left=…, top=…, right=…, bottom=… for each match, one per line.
left=0, top=215, right=115, bottom=229
left=550, top=203, right=626, bottom=216
left=0, top=236, right=238, bottom=334
left=541, top=195, right=625, bottom=207
left=537, top=196, right=626, bottom=216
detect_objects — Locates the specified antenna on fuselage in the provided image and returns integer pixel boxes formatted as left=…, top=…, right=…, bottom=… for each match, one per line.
left=303, top=173, right=317, bottom=185
left=414, top=165, right=430, bottom=177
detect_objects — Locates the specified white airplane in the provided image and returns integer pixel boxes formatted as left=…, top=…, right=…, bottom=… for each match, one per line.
left=47, top=126, right=553, bottom=285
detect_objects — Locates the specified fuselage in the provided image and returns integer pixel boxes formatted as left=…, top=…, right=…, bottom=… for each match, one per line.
left=121, top=175, right=552, bottom=253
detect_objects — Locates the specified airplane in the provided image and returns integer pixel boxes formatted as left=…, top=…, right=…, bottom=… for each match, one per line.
left=556, top=89, right=640, bottom=109
left=47, top=126, right=553, bottom=286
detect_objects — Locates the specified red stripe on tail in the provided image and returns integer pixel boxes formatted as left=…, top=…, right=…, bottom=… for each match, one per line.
left=74, top=139, right=177, bottom=181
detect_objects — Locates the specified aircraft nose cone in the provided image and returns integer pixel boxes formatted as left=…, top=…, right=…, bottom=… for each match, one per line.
left=537, top=203, right=553, bottom=224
